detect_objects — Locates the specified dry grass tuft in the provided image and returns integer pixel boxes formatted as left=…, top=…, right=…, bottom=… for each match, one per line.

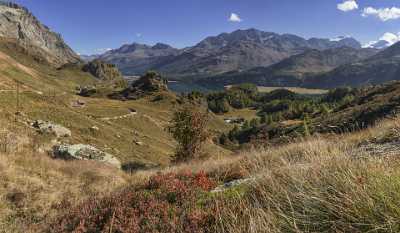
left=211, top=123, right=400, bottom=232
left=0, top=151, right=128, bottom=232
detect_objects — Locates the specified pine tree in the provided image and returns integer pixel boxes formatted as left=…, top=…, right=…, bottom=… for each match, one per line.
left=260, top=114, right=267, bottom=124
left=168, top=106, right=209, bottom=162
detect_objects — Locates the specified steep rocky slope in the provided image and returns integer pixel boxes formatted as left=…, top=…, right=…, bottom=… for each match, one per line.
left=0, top=2, right=80, bottom=66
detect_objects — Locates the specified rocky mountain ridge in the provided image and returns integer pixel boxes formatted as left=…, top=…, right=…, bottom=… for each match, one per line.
left=97, top=42, right=180, bottom=75
left=0, top=1, right=80, bottom=66
left=91, top=28, right=362, bottom=78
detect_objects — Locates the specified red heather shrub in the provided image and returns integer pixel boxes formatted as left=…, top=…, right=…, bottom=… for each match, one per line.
left=49, top=171, right=217, bottom=233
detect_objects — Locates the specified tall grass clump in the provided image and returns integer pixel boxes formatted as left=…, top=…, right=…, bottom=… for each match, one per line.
left=213, top=139, right=400, bottom=233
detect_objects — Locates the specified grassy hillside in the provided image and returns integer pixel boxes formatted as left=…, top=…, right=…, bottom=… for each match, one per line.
left=257, top=86, right=328, bottom=95
left=0, top=39, right=231, bottom=167
left=2, top=113, right=400, bottom=232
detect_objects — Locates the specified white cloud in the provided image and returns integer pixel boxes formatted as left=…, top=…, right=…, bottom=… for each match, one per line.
left=362, top=7, right=400, bottom=21
left=136, top=33, right=142, bottom=37
left=363, top=32, right=400, bottom=48
left=330, top=35, right=351, bottom=42
left=337, top=0, right=358, bottom=12
left=380, top=32, right=400, bottom=44
left=228, top=13, right=242, bottom=22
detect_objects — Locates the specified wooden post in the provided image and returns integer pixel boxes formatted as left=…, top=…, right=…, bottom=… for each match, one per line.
left=15, top=81, right=20, bottom=122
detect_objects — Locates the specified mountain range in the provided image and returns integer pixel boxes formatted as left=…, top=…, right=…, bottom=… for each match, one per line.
left=197, top=46, right=379, bottom=88
left=98, top=42, right=180, bottom=75
left=200, top=41, right=400, bottom=90
left=82, top=28, right=400, bottom=90
left=303, top=42, right=400, bottom=88
left=89, top=29, right=362, bottom=79
left=1, top=0, right=400, bottom=91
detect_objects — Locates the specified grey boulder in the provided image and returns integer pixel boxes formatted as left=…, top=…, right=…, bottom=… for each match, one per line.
left=32, top=120, right=71, bottom=138
left=53, top=144, right=121, bottom=169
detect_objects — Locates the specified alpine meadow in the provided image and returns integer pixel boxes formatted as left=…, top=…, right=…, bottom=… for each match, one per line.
left=2, top=0, right=400, bottom=232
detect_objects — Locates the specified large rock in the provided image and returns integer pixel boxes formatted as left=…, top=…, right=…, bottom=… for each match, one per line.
left=32, top=120, right=71, bottom=138
left=53, top=144, right=121, bottom=168
left=211, top=178, right=256, bottom=193
left=77, top=85, right=97, bottom=97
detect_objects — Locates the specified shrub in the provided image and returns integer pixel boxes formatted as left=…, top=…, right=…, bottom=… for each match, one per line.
left=168, top=106, right=210, bottom=162
left=207, top=96, right=230, bottom=114
left=325, top=87, right=354, bottom=103
left=49, top=171, right=217, bottom=233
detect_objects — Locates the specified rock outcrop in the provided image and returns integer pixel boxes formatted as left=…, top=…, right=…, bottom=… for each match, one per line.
left=211, top=178, right=256, bottom=193
left=82, top=59, right=124, bottom=82
left=76, top=85, right=97, bottom=97
left=32, top=120, right=71, bottom=138
left=53, top=144, right=121, bottom=168
left=0, top=2, right=80, bottom=66
left=113, top=71, right=168, bottom=100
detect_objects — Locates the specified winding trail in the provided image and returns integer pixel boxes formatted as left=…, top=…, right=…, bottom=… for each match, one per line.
left=99, top=111, right=138, bottom=121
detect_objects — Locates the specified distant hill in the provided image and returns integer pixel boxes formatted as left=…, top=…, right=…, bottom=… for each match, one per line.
left=303, top=42, right=400, bottom=88
left=0, top=2, right=80, bottom=66
left=80, top=54, right=100, bottom=62
left=196, top=46, right=377, bottom=88
left=98, top=43, right=181, bottom=75
left=96, top=29, right=362, bottom=78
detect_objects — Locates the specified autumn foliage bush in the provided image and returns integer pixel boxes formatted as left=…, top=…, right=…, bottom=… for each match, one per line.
left=49, top=171, right=217, bottom=233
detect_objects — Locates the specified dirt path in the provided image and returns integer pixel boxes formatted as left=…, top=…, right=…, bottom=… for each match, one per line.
left=0, top=89, right=43, bottom=95
left=100, top=112, right=138, bottom=121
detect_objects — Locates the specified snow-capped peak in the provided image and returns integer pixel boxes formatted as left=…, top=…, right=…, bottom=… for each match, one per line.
left=329, top=36, right=351, bottom=42
left=363, top=40, right=390, bottom=49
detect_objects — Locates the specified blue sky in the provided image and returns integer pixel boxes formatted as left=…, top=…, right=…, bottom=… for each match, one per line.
left=12, top=0, right=400, bottom=55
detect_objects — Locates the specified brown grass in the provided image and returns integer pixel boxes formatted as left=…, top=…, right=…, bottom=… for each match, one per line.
left=0, top=151, right=128, bottom=232
left=257, top=86, right=328, bottom=95
left=209, top=118, right=400, bottom=232
left=120, top=117, right=400, bottom=233
left=1, top=111, right=400, bottom=232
